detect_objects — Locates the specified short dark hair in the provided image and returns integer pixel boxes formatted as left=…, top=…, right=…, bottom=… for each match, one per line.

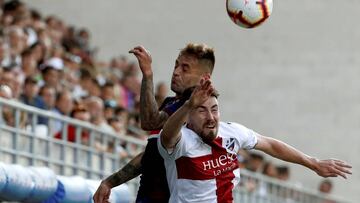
left=24, top=76, right=37, bottom=85
left=70, top=105, right=87, bottom=117
left=102, top=81, right=114, bottom=88
left=276, top=166, right=289, bottom=175
left=115, top=106, right=126, bottom=115
left=39, top=85, right=55, bottom=96
left=249, top=153, right=264, bottom=161
left=180, top=43, right=215, bottom=74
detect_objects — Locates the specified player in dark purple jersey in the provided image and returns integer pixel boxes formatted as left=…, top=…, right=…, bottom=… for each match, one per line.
left=93, top=43, right=215, bottom=203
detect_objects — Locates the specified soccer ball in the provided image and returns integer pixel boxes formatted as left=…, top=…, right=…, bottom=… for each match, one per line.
left=226, top=0, right=273, bottom=28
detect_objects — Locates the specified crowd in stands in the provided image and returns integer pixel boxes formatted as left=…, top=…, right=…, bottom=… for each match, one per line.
left=0, top=0, right=169, bottom=158
left=239, top=151, right=290, bottom=181
left=0, top=1, right=335, bottom=198
left=237, top=150, right=335, bottom=202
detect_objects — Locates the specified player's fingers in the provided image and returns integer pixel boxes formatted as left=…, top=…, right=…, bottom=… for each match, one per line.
left=207, top=87, right=214, bottom=96
left=129, top=49, right=140, bottom=55
left=330, top=167, right=347, bottom=179
left=202, top=79, right=211, bottom=90
left=199, top=78, right=205, bottom=86
left=334, top=160, right=352, bottom=168
left=335, top=165, right=352, bottom=175
left=132, top=46, right=144, bottom=52
left=129, top=46, right=145, bottom=55
left=135, top=45, right=146, bottom=52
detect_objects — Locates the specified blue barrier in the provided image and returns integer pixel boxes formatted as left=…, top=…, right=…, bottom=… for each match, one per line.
left=0, top=163, right=7, bottom=193
left=0, top=164, right=35, bottom=201
left=26, top=167, right=59, bottom=202
left=0, top=162, right=131, bottom=203
left=55, top=176, right=93, bottom=203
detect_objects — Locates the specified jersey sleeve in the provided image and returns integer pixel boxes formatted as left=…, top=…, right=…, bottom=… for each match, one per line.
left=230, top=122, right=258, bottom=150
left=162, top=99, right=187, bottom=116
left=157, top=126, right=188, bottom=160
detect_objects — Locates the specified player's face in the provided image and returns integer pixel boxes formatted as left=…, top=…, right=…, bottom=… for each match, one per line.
left=171, top=54, right=204, bottom=95
left=188, top=96, right=220, bottom=142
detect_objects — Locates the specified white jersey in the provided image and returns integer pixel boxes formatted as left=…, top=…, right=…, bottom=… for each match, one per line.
left=158, top=121, right=258, bottom=203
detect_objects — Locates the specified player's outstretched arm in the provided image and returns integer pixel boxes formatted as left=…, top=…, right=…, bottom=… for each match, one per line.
left=129, top=46, right=169, bottom=131
left=254, top=135, right=352, bottom=179
left=93, top=152, right=143, bottom=203
left=161, top=78, right=214, bottom=149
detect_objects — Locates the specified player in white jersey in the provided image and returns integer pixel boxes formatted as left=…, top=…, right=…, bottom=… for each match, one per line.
left=158, top=78, right=352, bottom=203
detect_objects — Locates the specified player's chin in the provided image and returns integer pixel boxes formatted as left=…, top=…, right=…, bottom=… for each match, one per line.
left=203, top=128, right=217, bottom=140
left=170, top=84, right=182, bottom=94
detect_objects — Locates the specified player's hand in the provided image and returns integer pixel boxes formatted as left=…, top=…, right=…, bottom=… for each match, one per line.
left=313, top=159, right=352, bottom=179
left=188, top=78, right=214, bottom=108
left=93, top=181, right=112, bottom=203
left=129, top=46, right=153, bottom=77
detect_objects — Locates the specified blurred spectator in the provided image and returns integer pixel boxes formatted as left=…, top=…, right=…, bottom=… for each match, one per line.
left=28, top=42, right=45, bottom=64
left=104, top=99, right=117, bottom=120
left=41, top=65, right=61, bottom=91
left=107, top=117, right=128, bottom=159
left=0, top=84, right=13, bottom=99
left=246, top=153, right=265, bottom=172
left=277, top=165, right=290, bottom=181
left=36, top=85, right=56, bottom=125
left=0, top=0, right=146, bottom=158
left=120, top=74, right=140, bottom=111
left=85, top=96, right=112, bottom=132
left=101, top=81, right=115, bottom=101
left=262, top=162, right=278, bottom=178
left=113, top=106, right=129, bottom=135
left=318, top=179, right=336, bottom=203
left=20, top=48, right=37, bottom=77
left=237, top=149, right=249, bottom=168
left=19, top=76, right=44, bottom=108
left=88, top=78, right=101, bottom=97
left=72, top=68, right=92, bottom=99
left=0, top=68, right=15, bottom=92
left=6, top=26, right=27, bottom=59
left=0, top=38, right=9, bottom=67
left=155, top=82, right=168, bottom=107
left=319, top=179, right=333, bottom=194
left=54, top=89, right=73, bottom=116
left=39, top=85, right=56, bottom=110
left=52, top=89, right=74, bottom=133
left=54, top=105, right=90, bottom=144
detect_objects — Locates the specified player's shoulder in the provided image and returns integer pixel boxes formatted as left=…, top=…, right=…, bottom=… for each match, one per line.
left=220, top=121, right=246, bottom=130
left=181, top=125, right=197, bottom=137
left=181, top=125, right=202, bottom=144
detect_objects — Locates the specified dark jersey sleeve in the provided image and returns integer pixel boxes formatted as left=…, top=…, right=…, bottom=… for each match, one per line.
left=160, top=87, right=194, bottom=116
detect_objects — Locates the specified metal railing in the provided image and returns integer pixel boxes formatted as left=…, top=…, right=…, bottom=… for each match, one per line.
left=234, top=169, right=350, bottom=203
left=0, top=97, right=146, bottom=180
left=0, top=97, right=350, bottom=203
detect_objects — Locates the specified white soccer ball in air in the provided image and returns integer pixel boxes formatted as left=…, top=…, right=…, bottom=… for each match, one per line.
left=226, top=0, right=273, bottom=28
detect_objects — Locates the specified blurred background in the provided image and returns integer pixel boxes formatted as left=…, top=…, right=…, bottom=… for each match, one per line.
left=0, top=0, right=359, bottom=202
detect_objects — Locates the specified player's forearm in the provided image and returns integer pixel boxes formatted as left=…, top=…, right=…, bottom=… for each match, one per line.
left=140, top=75, right=167, bottom=130
left=103, top=152, right=143, bottom=188
left=257, top=136, right=317, bottom=171
left=161, top=101, right=191, bottom=148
